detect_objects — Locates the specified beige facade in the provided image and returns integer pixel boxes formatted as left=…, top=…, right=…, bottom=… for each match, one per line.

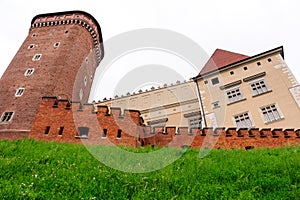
left=96, top=80, right=201, bottom=130
left=194, top=46, right=300, bottom=129
left=97, top=46, right=300, bottom=130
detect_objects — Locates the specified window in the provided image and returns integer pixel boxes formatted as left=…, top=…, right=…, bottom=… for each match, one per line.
left=28, top=44, right=35, bottom=49
left=0, top=112, right=14, bottom=122
left=243, top=66, right=248, bottom=71
left=54, top=42, right=60, bottom=47
left=78, top=127, right=89, bottom=138
left=230, top=71, right=234, bottom=75
left=102, top=129, right=107, bottom=138
left=212, top=101, right=220, bottom=109
left=204, top=80, right=208, bottom=84
left=234, top=112, right=253, bottom=128
left=32, top=33, right=37, bottom=37
left=44, top=126, right=50, bottom=135
left=117, top=129, right=122, bottom=139
left=58, top=127, right=64, bottom=136
left=211, top=77, right=219, bottom=85
left=15, top=88, right=25, bottom=97
left=261, top=104, right=282, bottom=123
left=257, top=62, right=261, bottom=66
left=189, top=118, right=202, bottom=128
left=84, top=76, right=87, bottom=86
left=24, top=68, right=34, bottom=76
left=226, top=88, right=243, bottom=104
left=249, top=79, right=269, bottom=96
left=268, top=58, right=272, bottom=62
left=32, top=54, right=42, bottom=61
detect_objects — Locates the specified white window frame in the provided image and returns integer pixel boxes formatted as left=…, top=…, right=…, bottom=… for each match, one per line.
left=0, top=112, right=14, bottom=123
left=260, top=104, right=283, bottom=124
left=24, top=68, right=35, bottom=76
left=233, top=112, right=253, bottom=129
left=226, top=87, right=244, bottom=104
left=189, top=118, right=202, bottom=128
left=32, top=54, right=42, bottom=61
left=28, top=44, right=35, bottom=49
left=249, top=79, right=270, bottom=96
left=15, top=88, right=25, bottom=97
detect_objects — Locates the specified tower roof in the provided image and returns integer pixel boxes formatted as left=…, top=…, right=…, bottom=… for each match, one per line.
left=198, top=49, right=249, bottom=76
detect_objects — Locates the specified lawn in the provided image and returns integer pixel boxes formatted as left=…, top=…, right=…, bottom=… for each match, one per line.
left=0, top=139, right=299, bottom=199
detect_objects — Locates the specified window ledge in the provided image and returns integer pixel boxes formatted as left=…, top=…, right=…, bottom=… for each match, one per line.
left=264, top=117, right=284, bottom=125
left=75, top=136, right=88, bottom=139
left=227, top=98, right=247, bottom=106
left=252, top=90, right=272, bottom=98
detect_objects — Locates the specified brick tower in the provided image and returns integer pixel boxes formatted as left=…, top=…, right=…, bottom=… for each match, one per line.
left=0, top=11, right=104, bottom=136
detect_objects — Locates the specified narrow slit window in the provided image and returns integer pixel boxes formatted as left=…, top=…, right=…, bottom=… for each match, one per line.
left=117, top=129, right=122, bottom=139
left=58, top=127, right=64, bottom=136
left=102, top=129, right=107, bottom=138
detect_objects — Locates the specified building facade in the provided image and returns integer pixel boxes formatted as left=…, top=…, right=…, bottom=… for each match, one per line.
left=193, top=47, right=300, bottom=129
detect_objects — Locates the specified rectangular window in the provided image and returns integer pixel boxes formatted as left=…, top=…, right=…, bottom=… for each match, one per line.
left=226, top=88, right=243, bottom=104
left=44, top=126, right=50, bottom=135
left=250, top=79, right=269, bottom=96
left=117, top=129, right=122, bottom=139
left=32, top=54, right=42, bottom=61
left=211, top=77, right=219, bottom=85
left=189, top=118, right=202, bottom=128
left=261, top=104, right=282, bottom=123
left=78, top=127, right=89, bottom=138
left=234, top=112, right=252, bottom=128
left=102, top=129, right=107, bottom=138
left=0, top=112, right=14, bottom=122
left=15, top=88, right=25, bottom=97
left=58, top=127, right=64, bottom=136
left=24, top=68, right=34, bottom=76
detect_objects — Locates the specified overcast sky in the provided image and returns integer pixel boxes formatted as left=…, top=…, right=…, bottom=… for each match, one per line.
left=0, top=0, right=299, bottom=100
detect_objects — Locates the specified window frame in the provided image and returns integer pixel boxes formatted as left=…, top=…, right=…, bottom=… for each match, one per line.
left=260, top=104, right=283, bottom=124
left=24, top=68, right=35, bottom=76
left=32, top=54, right=42, bottom=61
left=249, top=78, right=270, bottom=96
left=233, top=112, right=253, bottom=129
left=211, top=77, right=220, bottom=85
left=225, top=87, right=244, bottom=104
left=15, top=88, right=25, bottom=97
left=0, top=112, right=14, bottom=123
left=189, top=118, right=202, bottom=129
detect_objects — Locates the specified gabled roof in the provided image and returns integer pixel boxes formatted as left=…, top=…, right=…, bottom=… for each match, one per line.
left=198, top=49, right=249, bottom=76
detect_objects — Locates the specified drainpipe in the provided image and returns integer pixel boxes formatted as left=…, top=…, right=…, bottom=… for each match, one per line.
left=193, top=78, right=207, bottom=127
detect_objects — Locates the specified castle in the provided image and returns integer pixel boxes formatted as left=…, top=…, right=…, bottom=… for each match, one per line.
left=1, top=11, right=300, bottom=149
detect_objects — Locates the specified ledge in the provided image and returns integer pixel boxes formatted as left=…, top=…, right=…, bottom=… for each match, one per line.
left=227, top=98, right=247, bottom=106
left=252, top=90, right=272, bottom=98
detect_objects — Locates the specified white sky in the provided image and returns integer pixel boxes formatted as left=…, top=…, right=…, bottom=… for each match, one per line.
left=0, top=0, right=299, bottom=100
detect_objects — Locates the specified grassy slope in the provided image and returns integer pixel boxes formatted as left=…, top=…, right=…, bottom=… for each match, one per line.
left=0, top=139, right=299, bottom=199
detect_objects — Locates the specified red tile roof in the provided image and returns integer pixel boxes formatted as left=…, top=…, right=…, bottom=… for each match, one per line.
left=198, top=49, right=249, bottom=76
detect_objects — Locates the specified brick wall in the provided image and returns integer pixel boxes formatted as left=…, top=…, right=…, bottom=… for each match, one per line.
left=27, top=97, right=300, bottom=149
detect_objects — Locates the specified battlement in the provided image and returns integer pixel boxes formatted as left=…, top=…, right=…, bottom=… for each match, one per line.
left=31, top=10, right=104, bottom=64
left=27, top=97, right=300, bottom=149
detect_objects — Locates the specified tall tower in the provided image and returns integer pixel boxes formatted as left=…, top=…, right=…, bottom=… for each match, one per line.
left=0, top=11, right=104, bottom=134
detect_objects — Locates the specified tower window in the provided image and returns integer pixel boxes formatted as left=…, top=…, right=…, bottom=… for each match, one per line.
left=78, top=127, right=89, bottom=138
left=257, top=62, right=261, bottom=66
left=32, top=54, right=42, bottom=61
left=24, top=68, right=35, bottom=76
left=28, top=44, right=35, bottom=49
left=15, top=88, right=25, bottom=97
left=0, top=112, right=14, bottom=123
left=84, top=76, right=87, bottom=86
left=268, top=58, right=272, bottom=62
left=54, top=42, right=60, bottom=47
left=32, top=33, right=37, bottom=37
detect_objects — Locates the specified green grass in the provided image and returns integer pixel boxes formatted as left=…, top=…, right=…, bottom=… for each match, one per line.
left=0, top=139, right=299, bottom=199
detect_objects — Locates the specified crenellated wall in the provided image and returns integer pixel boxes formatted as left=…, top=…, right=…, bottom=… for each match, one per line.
left=27, top=97, right=300, bottom=149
